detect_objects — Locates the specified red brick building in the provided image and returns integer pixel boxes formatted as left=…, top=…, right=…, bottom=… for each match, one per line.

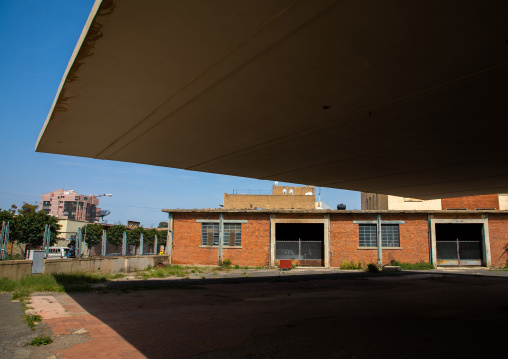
left=162, top=208, right=508, bottom=269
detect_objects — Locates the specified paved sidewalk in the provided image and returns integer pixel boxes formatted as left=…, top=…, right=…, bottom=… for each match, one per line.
left=24, top=270, right=508, bottom=359
left=0, top=293, right=40, bottom=359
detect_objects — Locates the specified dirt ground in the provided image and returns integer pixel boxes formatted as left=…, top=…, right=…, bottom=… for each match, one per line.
left=19, top=269, right=508, bottom=358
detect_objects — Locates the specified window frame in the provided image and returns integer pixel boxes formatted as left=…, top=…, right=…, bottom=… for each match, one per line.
left=357, top=223, right=401, bottom=248
left=200, top=222, right=242, bottom=247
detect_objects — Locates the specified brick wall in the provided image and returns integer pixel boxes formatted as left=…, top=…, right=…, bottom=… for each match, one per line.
left=441, top=194, right=499, bottom=210
left=487, top=213, right=508, bottom=268
left=329, top=213, right=430, bottom=267
left=171, top=213, right=271, bottom=266
left=170, top=211, right=507, bottom=268
left=223, top=194, right=315, bottom=210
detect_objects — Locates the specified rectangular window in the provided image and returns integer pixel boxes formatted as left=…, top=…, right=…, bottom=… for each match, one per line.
left=382, top=224, right=400, bottom=247
left=200, top=223, right=242, bottom=246
left=224, top=223, right=241, bottom=246
left=201, top=223, right=219, bottom=246
left=359, top=224, right=377, bottom=247
left=358, top=224, right=400, bottom=247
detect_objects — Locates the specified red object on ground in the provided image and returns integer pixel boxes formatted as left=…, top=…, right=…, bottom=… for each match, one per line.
left=280, top=260, right=292, bottom=269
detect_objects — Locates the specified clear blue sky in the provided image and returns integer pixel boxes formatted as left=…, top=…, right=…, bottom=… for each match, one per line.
left=0, top=1, right=360, bottom=227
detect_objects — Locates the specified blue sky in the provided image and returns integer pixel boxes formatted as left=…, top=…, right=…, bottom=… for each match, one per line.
left=0, top=1, right=360, bottom=227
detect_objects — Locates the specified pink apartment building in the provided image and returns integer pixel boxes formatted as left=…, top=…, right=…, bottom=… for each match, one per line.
left=40, top=189, right=101, bottom=222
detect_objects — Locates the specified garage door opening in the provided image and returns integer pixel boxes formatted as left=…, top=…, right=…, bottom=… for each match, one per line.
left=275, top=223, right=324, bottom=266
left=436, top=223, right=484, bottom=266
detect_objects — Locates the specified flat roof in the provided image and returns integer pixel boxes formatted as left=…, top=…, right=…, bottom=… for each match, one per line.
left=161, top=208, right=506, bottom=215
left=37, top=1, right=508, bottom=199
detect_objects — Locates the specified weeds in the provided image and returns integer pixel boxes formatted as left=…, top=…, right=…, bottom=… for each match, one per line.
left=141, top=265, right=188, bottom=279
left=340, top=260, right=364, bottom=270
left=23, top=314, right=42, bottom=330
left=389, top=260, right=434, bottom=270
left=29, top=336, right=52, bottom=346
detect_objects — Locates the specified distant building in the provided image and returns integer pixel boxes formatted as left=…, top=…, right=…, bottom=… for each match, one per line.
left=361, top=193, right=508, bottom=211
left=40, top=189, right=101, bottom=222
left=223, top=185, right=323, bottom=210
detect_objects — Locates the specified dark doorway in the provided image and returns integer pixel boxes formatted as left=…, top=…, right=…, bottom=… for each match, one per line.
left=275, top=223, right=324, bottom=266
left=436, top=223, right=484, bottom=266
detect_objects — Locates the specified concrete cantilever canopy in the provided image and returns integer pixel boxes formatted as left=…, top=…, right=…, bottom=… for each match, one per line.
left=36, top=0, right=508, bottom=200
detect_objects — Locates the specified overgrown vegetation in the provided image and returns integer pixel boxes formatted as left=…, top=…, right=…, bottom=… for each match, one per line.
left=23, top=314, right=42, bottom=330
left=389, top=260, right=434, bottom=270
left=339, top=260, right=364, bottom=270
left=221, top=258, right=232, bottom=268
left=29, top=336, right=52, bottom=346
left=367, top=263, right=380, bottom=273
left=141, top=265, right=207, bottom=279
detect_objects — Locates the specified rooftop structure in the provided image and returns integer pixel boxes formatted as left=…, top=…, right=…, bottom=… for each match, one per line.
left=361, top=193, right=508, bottom=211
left=223, top=185, right=317, bottom=210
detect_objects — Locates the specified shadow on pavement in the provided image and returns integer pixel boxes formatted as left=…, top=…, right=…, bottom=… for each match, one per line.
left=58, top=271, right=508, bottom=358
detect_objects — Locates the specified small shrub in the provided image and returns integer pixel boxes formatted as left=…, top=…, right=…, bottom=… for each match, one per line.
left=340, top=260, right=364, bottom=270
left=30, top=336, right=52, bottom=346
left=233, top=264, right=240, bottom=270
left=221, top=258, right=232, bottom=267
left=367, top=263, right=380, bottom=273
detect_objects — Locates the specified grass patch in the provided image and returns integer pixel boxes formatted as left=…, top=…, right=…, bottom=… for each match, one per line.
left=489, top=266, right=508, bottom=271
left=0, top=272, right=130, bottom=299
left=390, top=260, right=434, bottom=270
left=29, top=336, right=52, bottom=346
left=339, top=260, right=364, bottom=270
left=0, top=274, right=65, bottom=300
left=141, top=265, right=190, bottom=279
left=23, top=314, right=42, bottom=330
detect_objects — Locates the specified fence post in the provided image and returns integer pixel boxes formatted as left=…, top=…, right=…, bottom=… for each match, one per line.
left=298, top=238, right=301, bottom=261
left=122, top=231, right=127, bottom=256
left=377, top=214, right=382, bottom=267
left=4, top=222, right=9, bottom=260
left=43, top=225, right=51, bottom=258
left=140, top=233, right=144, bottom=256
left=154, top=234, right=158, bottom=255
left=76, top=227, right=82, bottom=258
left=102, top=230, right=107, bottom=257
left=0, top=221, right=5, bottom=260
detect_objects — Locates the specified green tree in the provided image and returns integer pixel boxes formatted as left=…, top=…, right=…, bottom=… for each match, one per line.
left=107, top=225, right=126, bottom=246
left=83, top=223, right=104, bottom=247
left=18, top=202, right=38, bottom=215
left=158, top=221, right=168, bottom=228
left=12, top=211, right=60, bottom=247
left=127, top=227, right=144, bottom=246
left=0, top=210, right=14, bottom=224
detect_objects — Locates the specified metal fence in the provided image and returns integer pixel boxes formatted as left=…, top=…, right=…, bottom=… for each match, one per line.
left=0, top=221, right=165, bottom=261
left=80, top=230, right=161, bottom=258
left=275, top=240, right=323, bottom=260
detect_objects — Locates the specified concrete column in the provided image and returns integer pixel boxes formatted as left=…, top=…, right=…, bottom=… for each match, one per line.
left=218, top=213, right=224, bottom=265
left=377, top=214, right=382, bottom=267
left=167, top=213, right=174, bottom=264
